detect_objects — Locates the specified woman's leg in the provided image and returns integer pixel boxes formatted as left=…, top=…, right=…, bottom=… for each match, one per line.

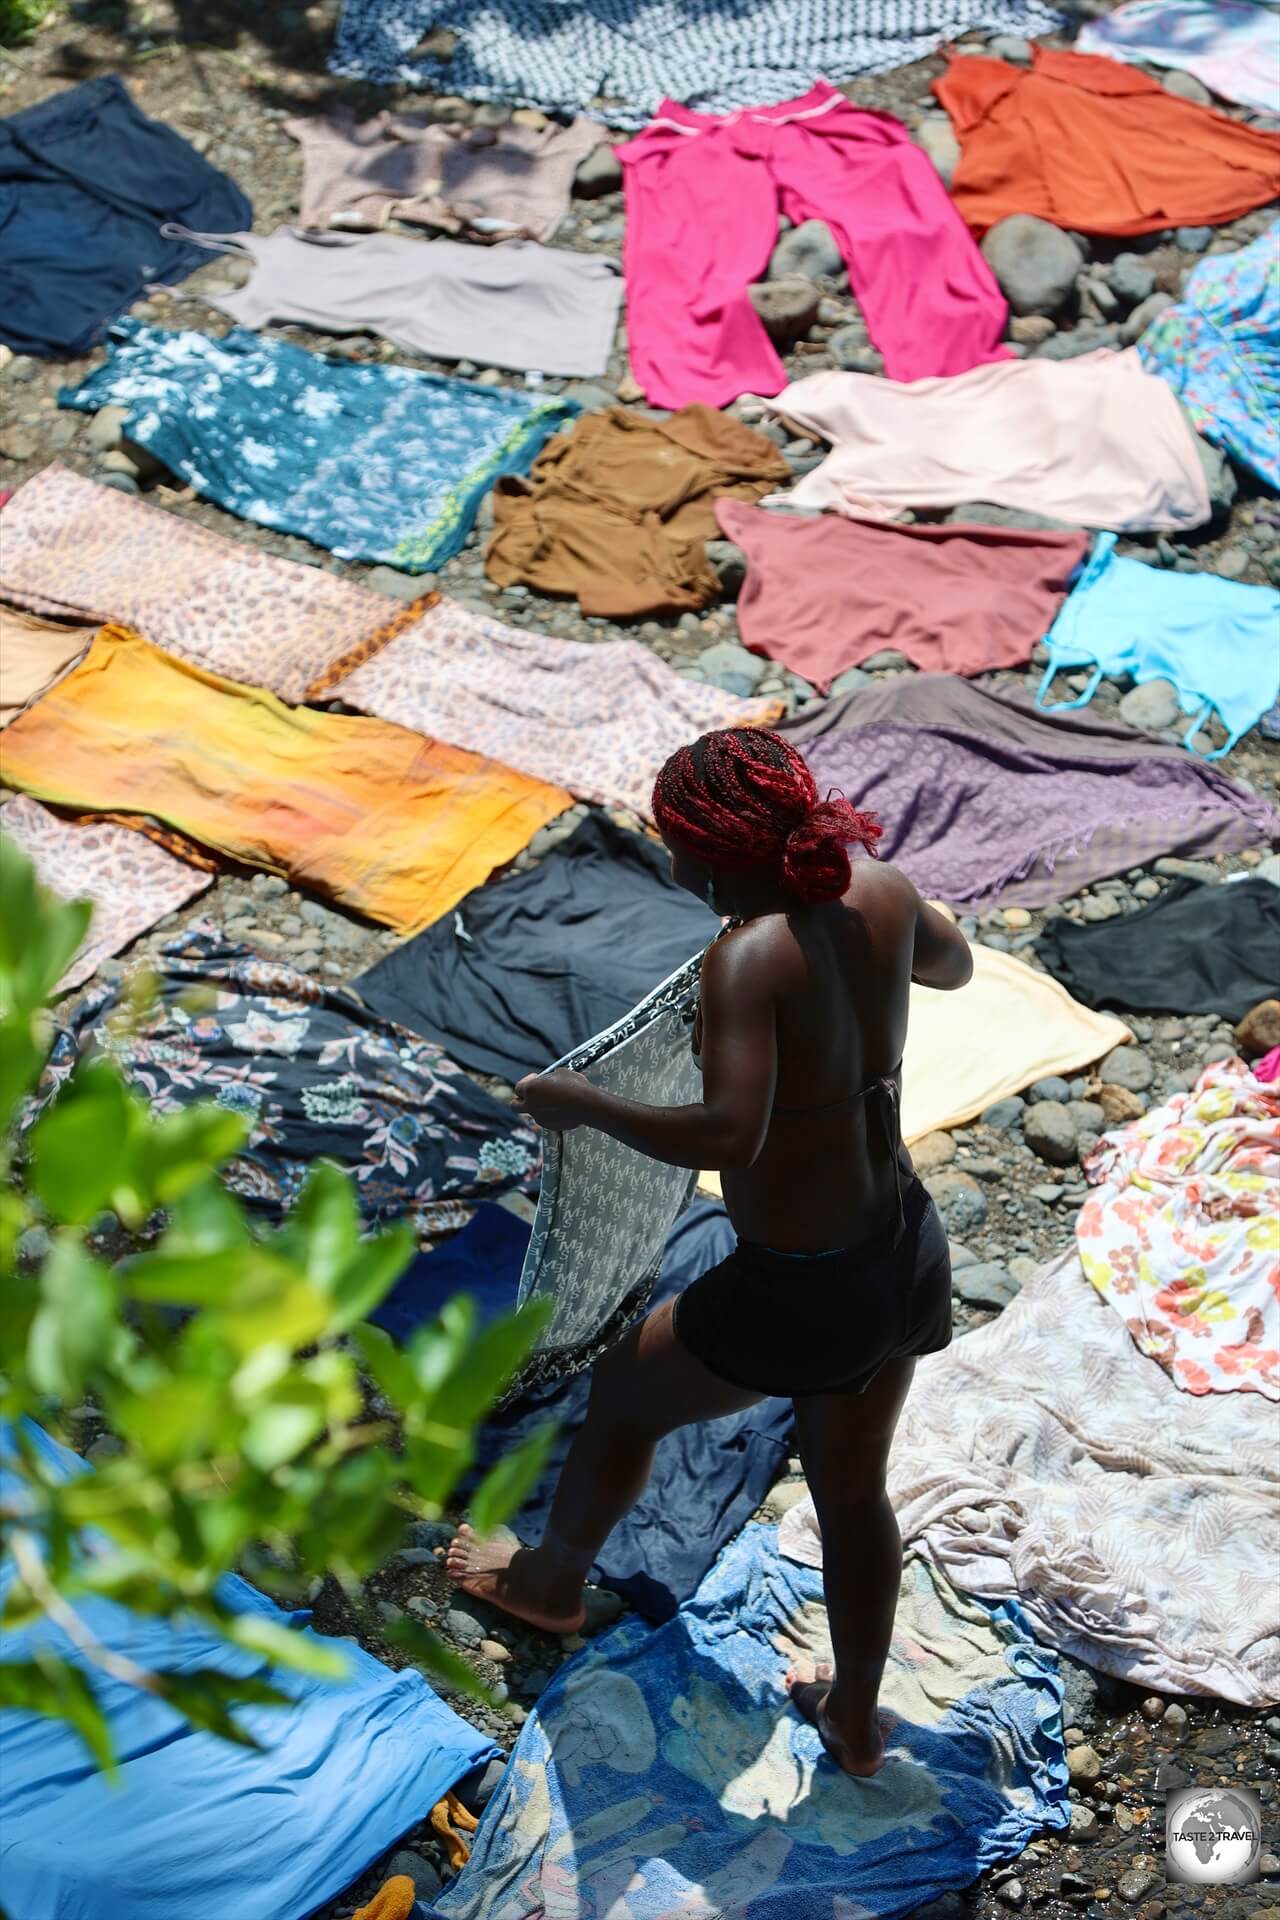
left=446, top=1296, right=764, bottom=1631
left=786, top=1356, right=917, bottom=1777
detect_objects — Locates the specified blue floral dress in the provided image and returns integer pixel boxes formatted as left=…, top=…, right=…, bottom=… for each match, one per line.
left=58, top=319, right=576, bottom=570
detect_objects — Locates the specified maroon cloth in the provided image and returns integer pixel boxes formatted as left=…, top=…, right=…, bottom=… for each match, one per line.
left=716, top=501, right=1091, bottom=691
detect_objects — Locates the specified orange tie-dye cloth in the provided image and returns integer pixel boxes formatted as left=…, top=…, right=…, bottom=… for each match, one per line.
left=0, top=624, right=571, bottom=934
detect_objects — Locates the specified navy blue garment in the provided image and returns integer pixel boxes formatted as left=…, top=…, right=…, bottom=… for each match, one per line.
left=352, top=810, right=719, bottom=1083
left=0, top=76, right=251, bottom=358
left=387, top=1200, right=795, bottom=1621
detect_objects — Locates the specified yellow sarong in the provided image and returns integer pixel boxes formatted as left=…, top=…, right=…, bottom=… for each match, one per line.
left=0, top=623, right=571, bottom=935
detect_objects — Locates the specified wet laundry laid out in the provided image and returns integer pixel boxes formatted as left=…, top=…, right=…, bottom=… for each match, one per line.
left=1079, top=1057, right=1279, bottom=1401
left=935, top=47, right=1280, bottom=235
left=29, top=929, right=541, bottom=1236
left=1077, top=0, right=1280, bottom=117
left=781, top=1247, right=1280, bottom=1707
left=0, top=794, right=213, bottom=996
left=1, top=1422, right=497, bottom=1920
left=781, top=674, right=1280, bottom=911
left=0, top=624, right=572, bottom=936
left=767, top=351, right=1210, bottom=531
left=375, top=1199, right=795, bottom=1621
left=329, top=0, right=1067, bottom=128
left=58, top=320, right=577, bottom=573
left=287, top=105, right=599, bottom=240
left=1139, top=221, right=1280, bottom=490
left=0, top=74, right=250, bottom=358
left=699, top=940, right=1130, bottom=1198
left=716, top=500, right=1090, bottom=690
left=518, top=954, right=705, bottom=1385
left=1037, top=875, right=1280, bottom=1024
left=321, top=598, right=777, bottom=819
left=618, top=80, right=1009, bottom=408
left=1038, top=533, right=1280, bottom=756
left=485, top=404, right=788, bottom=617
left=0, top=465, right=404, bottom=703
left=434, top=1525, right=1068, bottom=1920
left=353, top=811, right=718, bottom=1083
left=200, top=228, right=623, bottom=378
left=0, top=605, right=91, bottom=727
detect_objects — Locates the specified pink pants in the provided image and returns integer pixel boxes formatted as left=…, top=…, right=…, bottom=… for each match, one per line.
left=618, top=82, right=1010, bottom=408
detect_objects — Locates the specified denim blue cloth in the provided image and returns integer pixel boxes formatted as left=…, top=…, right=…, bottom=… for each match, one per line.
left=1138, top=222, right=1280, bottom=489
left=434, top=1524, right=1069, bottom=1920
left=0, top=77, right=250, bottom=359
left=58, top=320, right=576, bottom=570
left=374, top=1199, right=795, bottom=1621
left=1037, top=533, right=1280, bottom=757
left=0, top=1424, right=496, bottom=1920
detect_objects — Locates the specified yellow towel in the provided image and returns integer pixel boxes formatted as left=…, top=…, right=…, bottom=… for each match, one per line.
left=353, top=1874, right=417, bottom=1920
left=430, top=1789, right=480, bottom=1870
left=0, top=623, right=571, bottom=935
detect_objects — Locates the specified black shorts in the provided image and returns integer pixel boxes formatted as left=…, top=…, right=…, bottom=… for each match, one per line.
left=671, top=1178, right=952, bottom=1397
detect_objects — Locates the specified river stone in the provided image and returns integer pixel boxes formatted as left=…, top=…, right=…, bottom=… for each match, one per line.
left=443, top=1606, right=485, bottom=1647
left=828, top=324, right=883, bottom=373
left=1118, top=677, right=1180, bottom=731
left=365, top=565, right=434, bottom=601
left=748, top=276, right=821, bottom=344
left=1119, top=289, right=1174, bottom=344
left=386, top=1852, right=443, bottom=1902
left=980, top=215, right=1082, bottom=316
left=699, top=639, right=769, bottom=693
left=1176, top=226, right=1213, bottom=252
left=1098, top=1083, right=1146, bottom=1125
left=1107, top=253, right=1156, bottom=309
left=911, top=1130, right=957, bottom=1173
left=1067, top=1741, right=1102, bottom=1782
left=1028, top=1076, right=1070, bottom=1103
left=829, top=665, right=871, bottom=696
left=1009, top=313, right=1055, bottom=346
left=1192, top=430, right=1237, bottom=515
left=915, top=114, right=960, bottom=185
left=981, top=1095, right=1026, bottom=1130
left=987, top=32, right=1032, bottom=61
left=87, top=404, right=130, bottom=452
left=1035, top=320, right=1120, bottom=359
left=1162, top=68, right=1211, bottom=104
left=923, top=1171, right=987, bottom=1235
left=1099, top=1045, right=1155, bottom=1092
left=574, top=143, right=622, bottom=196
left=1066, top=1098, right=1105, bottom=1135
left=861, top=649, right=912, bottom=672
left=953, top=1261, right=1020, bottom=1310
left=768, top=218, right=844, bottom=282
left=1236, top=999, right=1280, bottom=1058
left=1023, top=1100, right=1079, bottom=1165
left=705, top=539, right=747, bottom=597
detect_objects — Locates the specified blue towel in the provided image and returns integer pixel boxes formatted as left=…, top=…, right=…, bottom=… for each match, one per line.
left=1037, top=533, right=1280, bottom=757
left=0, top=1425, right=496, bottom=1920
left=378, top=1200, right=795, bottom=1620
left=433, top=1523, right=1069, bottom=1920
left=58, top=320, right=576, bottom=571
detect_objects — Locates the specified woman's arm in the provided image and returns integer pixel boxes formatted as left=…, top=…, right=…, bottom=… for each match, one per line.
left=516, top=930, right=779, bottom=1171
left=911, top=895, right=974, bottom=992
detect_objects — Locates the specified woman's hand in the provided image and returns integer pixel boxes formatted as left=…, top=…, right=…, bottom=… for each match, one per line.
left=515, top=1068, right=598, bottom=1132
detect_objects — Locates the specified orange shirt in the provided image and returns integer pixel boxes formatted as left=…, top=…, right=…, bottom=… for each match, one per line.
left=936, top=48, right=1280, bottom=236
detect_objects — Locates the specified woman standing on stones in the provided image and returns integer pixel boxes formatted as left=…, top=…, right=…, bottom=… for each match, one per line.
left=448, top=727, right=972, bottom=1777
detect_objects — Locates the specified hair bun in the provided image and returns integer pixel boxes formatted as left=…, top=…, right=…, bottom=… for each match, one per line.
left=780, top=797, right=883, bottom=905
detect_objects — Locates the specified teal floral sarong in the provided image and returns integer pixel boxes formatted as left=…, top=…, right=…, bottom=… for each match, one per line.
left=59, top=319, right=576, bottom=570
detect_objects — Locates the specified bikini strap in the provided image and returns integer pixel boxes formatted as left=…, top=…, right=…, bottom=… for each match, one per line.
left=876, top=1069, right=907, bottom=1248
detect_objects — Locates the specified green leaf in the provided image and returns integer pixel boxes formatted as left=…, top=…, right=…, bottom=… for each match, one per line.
left=327, top=1224, right=415, bottom=1335
left=469, top=1420, right=560, bottom=1536
left=223, top=1614, right=351, bottom=1680
left=0, top=833, right=92, bottom=1018
left=350, top=1322, right=419, bottom=1414
left=382, top=1617, right=491, bottom=1704
left=122, top=1245, right=274, bottom=1309
left=26, top=1237, right=118, bottom=1400
left=241, top=1399, right=327, bottom=1473
left=162, top=1177, right=251, bottom=1256
left=277, top=1162, right=360, bottom=1289
left=145, top=1105, right=251, bottom=1205
left=428, top=1298, right=553, bottom=1429
left=0, top=1656, right=117, bottom=1775
left=27, top=1060, right=134, bottom=1224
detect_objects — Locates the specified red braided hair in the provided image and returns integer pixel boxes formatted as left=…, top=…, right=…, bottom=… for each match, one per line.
left=652, top=729, right=882, bottom=906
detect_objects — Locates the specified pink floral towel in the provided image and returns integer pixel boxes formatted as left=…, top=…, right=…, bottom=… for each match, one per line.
left=1078, top=1057, right=1280, bottom=1399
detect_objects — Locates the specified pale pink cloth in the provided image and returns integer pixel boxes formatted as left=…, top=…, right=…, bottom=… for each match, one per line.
left=1, top=795, right=211, bottom=994
left=330, top=597, right=778, bottom=820
left=617, top=80, right=1009, bottom=408
left=770, top=350, right=1211, bottom=532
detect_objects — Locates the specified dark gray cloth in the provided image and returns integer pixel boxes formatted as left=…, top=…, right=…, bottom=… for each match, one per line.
left=1035, top=876, right=1280, bottom=1022
left=352, top=811, right=717, bottom=1083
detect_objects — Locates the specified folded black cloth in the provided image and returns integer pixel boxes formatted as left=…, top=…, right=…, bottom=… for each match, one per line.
left=0, top=75, right=250, bottom=357
left=1035, top=876, right=1280, bottom=1023
left=353, top=811, right=717, bottom=1083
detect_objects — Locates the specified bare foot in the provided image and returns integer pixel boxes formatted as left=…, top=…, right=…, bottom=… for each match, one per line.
left=445, top=1524, right=586, bottom=1634
left=785, top=1661, right=889, bottom=1778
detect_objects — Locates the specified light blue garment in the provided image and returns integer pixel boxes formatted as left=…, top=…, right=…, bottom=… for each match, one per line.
left=435, top=1522, right=1068, bottom=1920
left=1037, top=534, right=1280, bottom=758
left=0, top=1424, right=496, bottom=1920
left=58, top=319, right=576, bottom=571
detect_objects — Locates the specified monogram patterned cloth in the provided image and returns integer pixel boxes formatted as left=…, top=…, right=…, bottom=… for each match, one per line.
left=1078, top=1057, right=1280, bottom=1401
left=0, top=795, right=212, bottom=994
left=57, top=321, right=577, bottom=572
left=518, top=953, right=704, bottom=1383
left=323, top=597, right=778, bottom=817
left=29, top=927, right=541, bottom=1234
left=0, top=465, right=399, bottom=702
left=782, top=1249, right=1280, bottom=1705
